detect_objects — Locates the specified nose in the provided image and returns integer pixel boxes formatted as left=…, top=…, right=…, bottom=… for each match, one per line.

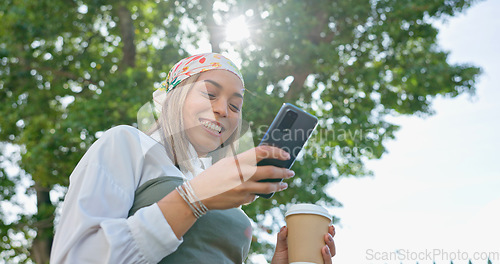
left=211, top=99, right=228, bottom=118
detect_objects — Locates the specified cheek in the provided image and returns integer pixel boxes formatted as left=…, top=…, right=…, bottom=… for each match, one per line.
left=227, top=116, right=240, bottom=134
left=183, top=95, right=211, bottom=121
left=194, top=96, right=212, bottom=108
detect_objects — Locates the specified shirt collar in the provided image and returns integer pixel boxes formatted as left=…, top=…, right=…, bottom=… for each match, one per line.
left=183, top=142, right=212, bottom=180
left=150, top=129, right=212, bottom=180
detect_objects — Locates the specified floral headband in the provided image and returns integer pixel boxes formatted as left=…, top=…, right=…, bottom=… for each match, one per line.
left=152, top=53, right=244, bottom=114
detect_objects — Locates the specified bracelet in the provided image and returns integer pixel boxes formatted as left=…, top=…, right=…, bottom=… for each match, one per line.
left=176, top=185, right=201, bottom=218
left=184, top=181, right=209, bottom=214
left=175, top=181, right=208, bottom=219
left=178, top=183, right=204, bottom=217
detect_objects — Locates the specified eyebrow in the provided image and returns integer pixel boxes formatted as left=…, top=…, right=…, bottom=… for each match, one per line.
left=203, top=79, right=244, bottom=99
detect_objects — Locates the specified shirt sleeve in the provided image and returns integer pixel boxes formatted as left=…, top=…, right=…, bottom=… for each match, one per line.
left=50, top=125, right=183, bottom=264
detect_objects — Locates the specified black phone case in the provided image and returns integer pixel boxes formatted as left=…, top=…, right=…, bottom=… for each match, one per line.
left=256, top=103, right=318, bottom=199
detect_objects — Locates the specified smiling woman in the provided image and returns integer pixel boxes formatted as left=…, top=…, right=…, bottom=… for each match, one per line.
left=226, top=15, right=250, bottom=42
left=50, top=53, right=336, bottom=264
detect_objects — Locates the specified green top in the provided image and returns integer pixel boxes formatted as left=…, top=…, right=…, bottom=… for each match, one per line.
left=128, top=176, right=252, bottom=264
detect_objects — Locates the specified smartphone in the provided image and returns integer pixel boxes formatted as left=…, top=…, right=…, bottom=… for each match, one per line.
left=256, top=103, right=318, bottom=199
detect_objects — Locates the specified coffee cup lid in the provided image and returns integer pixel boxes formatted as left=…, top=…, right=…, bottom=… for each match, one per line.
left=284, top=203, right=331, bottom=221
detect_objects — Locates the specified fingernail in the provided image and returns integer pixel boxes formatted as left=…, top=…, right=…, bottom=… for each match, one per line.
left=328, top=233, right=333, bottom=242
left=287, top=170, right=295, bottom=177
left=325, top=245, right=330, bottom=255
left=280, top=226, right=285, bottom=232
left=280, top=182, right=288, bottom=190
left=284, top=152, right=290, bottom=159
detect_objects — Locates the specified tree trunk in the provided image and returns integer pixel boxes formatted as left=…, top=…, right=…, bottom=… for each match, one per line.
left=202, top=0, right=222, bottom=53
left=285, top=70, right=311, bottom=102
left=284, top=7, right=333, bottom=102
left=30, top=185, right=55, bottom=264
left=117, top=4, right=136, bottom=69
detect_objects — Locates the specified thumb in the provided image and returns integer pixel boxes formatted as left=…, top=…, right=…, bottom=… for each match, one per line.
left=275, top=226, right=288, bottom=252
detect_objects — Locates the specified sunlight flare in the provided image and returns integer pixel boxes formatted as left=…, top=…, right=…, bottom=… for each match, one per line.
left=226, top=16, right=250, bottom=42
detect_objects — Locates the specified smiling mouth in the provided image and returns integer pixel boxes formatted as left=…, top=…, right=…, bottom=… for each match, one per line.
left=199, top=118, right=225, bottom=134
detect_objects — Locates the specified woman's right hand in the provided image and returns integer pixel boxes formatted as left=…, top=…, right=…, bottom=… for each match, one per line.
left=189, top=145, right=295, bottom=210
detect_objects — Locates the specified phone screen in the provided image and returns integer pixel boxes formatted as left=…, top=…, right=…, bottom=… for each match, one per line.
left=256, top=103, right=318, bottom=198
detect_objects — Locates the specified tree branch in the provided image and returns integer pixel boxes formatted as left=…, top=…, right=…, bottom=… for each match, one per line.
left=26, top=66, right=99, bottom=86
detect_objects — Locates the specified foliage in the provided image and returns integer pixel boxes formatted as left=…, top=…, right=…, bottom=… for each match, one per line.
left=0, top=0, right=185, bottom=262
left=234, top=0, right=480, bottom=261
left=0, top=0, right=480, bottom=263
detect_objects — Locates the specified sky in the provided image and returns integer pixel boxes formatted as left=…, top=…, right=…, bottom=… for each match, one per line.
left=328, top=0, right=500, bottom=263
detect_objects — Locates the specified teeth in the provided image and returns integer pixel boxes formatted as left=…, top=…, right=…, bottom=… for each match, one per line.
left=201, top=120, right=221, bottom=133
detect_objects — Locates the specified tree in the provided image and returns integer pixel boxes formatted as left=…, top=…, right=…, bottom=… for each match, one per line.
left=203, top=0, right=480, bottom=260
left=0, top=0, right=480, bottom=263
left=0, top=0, right=187, bottom=262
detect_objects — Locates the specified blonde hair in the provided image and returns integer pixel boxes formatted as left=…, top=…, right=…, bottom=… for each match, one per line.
left=148, top=73, right=243, bottom=175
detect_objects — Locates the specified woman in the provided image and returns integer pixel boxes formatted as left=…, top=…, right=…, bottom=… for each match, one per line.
left=50, top=53, right=336, bottom=263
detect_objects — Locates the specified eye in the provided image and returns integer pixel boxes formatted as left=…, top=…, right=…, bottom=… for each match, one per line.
left=230, top=104, right=240, bottom=112
left=201, top=92, right=216, bottom=99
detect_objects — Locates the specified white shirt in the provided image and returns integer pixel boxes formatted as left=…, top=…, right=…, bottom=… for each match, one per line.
left=50, top=125, right=212, bottom=264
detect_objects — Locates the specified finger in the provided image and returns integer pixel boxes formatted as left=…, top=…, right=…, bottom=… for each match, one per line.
left=322, top=244, right=333, bottom=264
left=249, top=165, right=294, bottom=181
left=329, top=225, right=336, bottom=257
left=242, top=194, right=257, bottom=205
left=324, top=233, right=336, bottom=257
left=329, top=225, right=336, bottom=237
left=244, top=180, right=288, bottom=195
left=277, top=226, right=287, bottom=243
left=254, top=145, right=290, bottom=162
left=230, top=146, right=290, bottom=181
left=274, top=226, right=288, bottom=253
left=331, top=239, right=336, bottom=257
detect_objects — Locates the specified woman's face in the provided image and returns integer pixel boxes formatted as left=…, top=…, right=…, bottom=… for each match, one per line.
left=182, top=70, right=244, bottom=156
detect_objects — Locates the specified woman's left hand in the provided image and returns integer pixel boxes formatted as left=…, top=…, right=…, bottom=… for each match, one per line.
left=271, top=224, right=336, bottom=264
